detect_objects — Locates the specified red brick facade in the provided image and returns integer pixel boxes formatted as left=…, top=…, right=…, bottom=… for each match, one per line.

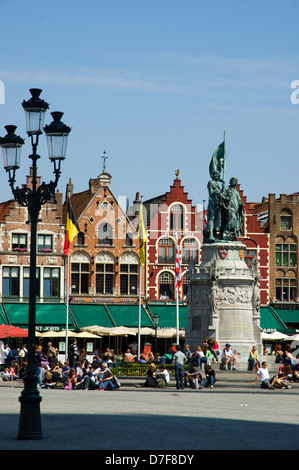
left=142, top=175, right=202, bottom=302
left=237, top=186, right=269, bottom=306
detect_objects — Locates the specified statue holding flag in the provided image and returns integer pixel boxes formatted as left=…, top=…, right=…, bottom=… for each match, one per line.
left=204, top=135, right=244, bottom=243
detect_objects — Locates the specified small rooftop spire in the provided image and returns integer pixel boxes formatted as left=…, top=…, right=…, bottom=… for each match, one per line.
left=101, top=150, right=108, bottom=172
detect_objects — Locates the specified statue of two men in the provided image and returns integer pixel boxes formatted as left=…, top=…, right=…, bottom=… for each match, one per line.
left=205, top=153, right=244, bottom=242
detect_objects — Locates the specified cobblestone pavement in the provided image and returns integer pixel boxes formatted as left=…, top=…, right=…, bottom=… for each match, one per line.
left=0, top=373, right=299, bottom=452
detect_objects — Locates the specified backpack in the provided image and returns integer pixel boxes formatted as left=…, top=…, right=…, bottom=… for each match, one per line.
left=113, top=376, right=121, bottom=388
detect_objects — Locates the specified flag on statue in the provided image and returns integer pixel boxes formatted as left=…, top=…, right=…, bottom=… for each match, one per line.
left=138, top=202, right=147, bottom=266
left=175, top=245, right=182, bottom=288
left=203, top=209, right=208, bottom=231
left=64, top=198, right=80, bottom=256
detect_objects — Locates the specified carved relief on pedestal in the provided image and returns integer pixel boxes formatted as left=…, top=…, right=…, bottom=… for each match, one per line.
left=218, top=285, right=252, bottom=305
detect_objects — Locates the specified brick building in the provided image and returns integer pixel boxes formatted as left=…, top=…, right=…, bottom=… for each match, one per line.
left=64, top=169, right=144, bottom=303
left=236, top=185, right=269, bottom=306
left=253, top=193, right=299, bottom=331
left=141, top=173, right=202, bottom=302
left=0, top=168, right=65, bottom=304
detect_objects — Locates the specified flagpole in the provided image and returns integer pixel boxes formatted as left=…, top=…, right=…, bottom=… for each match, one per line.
left=223, top=131, right=226, bottom=186
left=64, top=194, right=79, bottom=364
left=176, top=283, right=179, bottom=345
left=65, top=251, right=70, bottom=363
left=138, top=260, right=142, bottom=361
left=175, top=231, right=179, bottom=345
left=137, top=197, right=145, bottom=362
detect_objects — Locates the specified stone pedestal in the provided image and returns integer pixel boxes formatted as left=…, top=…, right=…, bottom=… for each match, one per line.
left=186, top=242, right=262, bottom=359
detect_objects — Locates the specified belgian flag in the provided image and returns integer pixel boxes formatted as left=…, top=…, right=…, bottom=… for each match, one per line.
left=64, top=198, right=79, bottom=256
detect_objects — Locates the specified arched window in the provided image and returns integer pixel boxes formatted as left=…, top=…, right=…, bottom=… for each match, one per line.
left=275, top=236, right=297, bottom=267
left=182, top=274, right=189, bottom=299
left=170, top=204, right=184, bottom=231
left=119, top=252, right=139, bottom=296
left=182, top=238, right=199, bottom=264
left=158, top=238, right=175, bottom=264
left=98, top=222, right=113, bottom=245
left=71, top=252, right=90, bottom=294
left=95, top=252, right=115, bottom=295
left=276, top=270, right=297, bottom=302
left=159, top=272, right=174, bottom=300
left=280, top=210, right=292, bottom=230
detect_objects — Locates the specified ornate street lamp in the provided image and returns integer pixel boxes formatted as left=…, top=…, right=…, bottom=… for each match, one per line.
left=0, top=88, right=71, bottom=440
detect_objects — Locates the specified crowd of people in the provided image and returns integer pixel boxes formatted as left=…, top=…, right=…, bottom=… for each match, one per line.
left=0, top=335, right=298, bottom=391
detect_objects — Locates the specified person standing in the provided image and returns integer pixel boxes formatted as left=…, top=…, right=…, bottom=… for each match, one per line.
left=47, top=342, right=57, bottom=369
left=68, top=338, right=80, bottom=369
left=35, top=345, right=44, bottom=387
left=173, top=345, right=187, bottom=390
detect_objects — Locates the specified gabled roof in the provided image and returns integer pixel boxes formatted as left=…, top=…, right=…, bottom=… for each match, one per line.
left=0, top=199, right=15, bottom=222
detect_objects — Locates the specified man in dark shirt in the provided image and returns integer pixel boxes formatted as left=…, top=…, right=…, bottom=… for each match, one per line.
left=68, top=338, right=79, bottom=369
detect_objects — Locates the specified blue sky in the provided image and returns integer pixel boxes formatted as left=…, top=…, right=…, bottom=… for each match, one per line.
left=0, top=0, right=298, bottom=211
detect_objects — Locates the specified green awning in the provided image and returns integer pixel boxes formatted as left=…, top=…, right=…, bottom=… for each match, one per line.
left=260, top=307, right=287, bottom=332
left=105, top=304, right=154, bottom=328
left=3, top=303, right=74, bottom=330
left=274, top=309, right=299, bottom=327
left=147, top=303, right=187, bottom=329
left=69, top=304, right=115, bottom=329
left=0, top=304, right=8, bottom=324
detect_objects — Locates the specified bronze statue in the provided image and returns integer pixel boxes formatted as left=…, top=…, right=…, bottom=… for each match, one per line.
left=204, top=139, right=244, bottom=243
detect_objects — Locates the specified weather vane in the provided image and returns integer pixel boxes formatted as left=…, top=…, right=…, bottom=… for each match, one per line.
left=102, top=151, right=108, bottom=172
left=175, top=169, right=180, bottom=177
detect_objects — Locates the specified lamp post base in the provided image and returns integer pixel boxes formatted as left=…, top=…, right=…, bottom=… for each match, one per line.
left=17, top=396, right=43, bottom=440
left=17, top=367, right=43, bottom=440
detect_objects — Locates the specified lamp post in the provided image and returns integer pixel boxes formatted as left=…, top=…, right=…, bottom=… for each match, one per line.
left=0, top=88, right=71, bottom=440
left=153, top=313, right=159, bottom=358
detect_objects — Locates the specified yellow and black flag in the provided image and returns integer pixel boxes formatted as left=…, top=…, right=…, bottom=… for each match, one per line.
left=138, top=202, right=147, bottom=266
left=64, top=198, right=79, bottom=256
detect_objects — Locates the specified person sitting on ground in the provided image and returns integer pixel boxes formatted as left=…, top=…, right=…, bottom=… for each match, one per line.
left=64, top=367, right=78, bottom=389
left=248, top=346, right=259, bottom=371
left=274, top=344, right=283, bottom=363
left=155, top=364, right=170, bottom=387
left=276, top=364, right=293, bottom=388
left=221, top=343, right=237, bottom=370
left=147, top=352, right=155, bottom=363
left=283, top=344, right=299, bottom=368
left=98, top=369, right=116, bottom=390
left=184, top=363, right=202, bottom=389
left=183, top=344, right=192, bottom=363
left=90, top=355, right=102, bottom=369
left=192, top=345, right=207, bottom=370
left=135, top=363, right=157, bottom=388
left=51, top=361, right=65, bottom=383
left=292, top=363, right=299, bottom=382
left=2, top=367, right=14, bottom=381
left=210, top=339, right=220, bottom=362
left=122, top=348, right=134, bottom=363
left=252, top=361, right=280, bottom=389
left=204, top=346, right=215, bottom=366
left=202, top=364, right=216, bottom=388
